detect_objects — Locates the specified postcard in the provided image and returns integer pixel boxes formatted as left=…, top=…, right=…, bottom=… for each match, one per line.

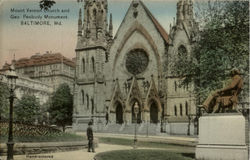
left=0, top=0, right=249, bottom=160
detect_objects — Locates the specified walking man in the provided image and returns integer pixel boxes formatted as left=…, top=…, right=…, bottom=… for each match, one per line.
left=87, top=121, right=95, bottom=152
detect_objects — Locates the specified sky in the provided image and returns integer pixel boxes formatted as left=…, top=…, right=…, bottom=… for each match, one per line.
left=0, top=0, right=178, bottom=68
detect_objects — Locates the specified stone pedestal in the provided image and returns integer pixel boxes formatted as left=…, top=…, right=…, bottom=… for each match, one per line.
left=196, top=114, right=248, bottom=160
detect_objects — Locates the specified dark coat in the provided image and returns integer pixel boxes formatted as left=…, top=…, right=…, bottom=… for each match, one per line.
left=87, top=126, right=93, bottom=140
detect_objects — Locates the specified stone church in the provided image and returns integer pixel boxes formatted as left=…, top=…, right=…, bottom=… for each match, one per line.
left=73, top=0, right=199, bottom=135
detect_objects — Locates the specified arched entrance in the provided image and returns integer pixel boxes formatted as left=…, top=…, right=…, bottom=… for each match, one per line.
left=132, top=101, right=142, bottom=123
left=116, top=103, right=123, bottom=124
left=150, top=101, right=158, bottom=123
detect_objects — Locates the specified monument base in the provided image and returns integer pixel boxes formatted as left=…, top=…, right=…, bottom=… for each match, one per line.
left=195, top=113, right=248, bottom=160
left=196, top=144, right=247, bottom=160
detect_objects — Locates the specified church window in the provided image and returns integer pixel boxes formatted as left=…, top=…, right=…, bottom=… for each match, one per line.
left=91, top=98, right=94, bottom=114
left=185, top=101, right=188, bottom=116
left=91, top=57, right=95, bottom=72
left=81, top=90, right=84, bottom=104
left=174, top=105, right=177, bottom=116
left=87, top=9, right=90, bottom=22
left=178, top=45, right=187, bottom=57
left=174, top=81, right=177, bottom=92
left=86, top=94, right=89, bottom=109
left=93, top=9, right=97, bottom=20
left=82, top=58, right=85, bottom=73
left=180, top=104, right=183, bottom=116
left=125, top=49, right=149, bottom=75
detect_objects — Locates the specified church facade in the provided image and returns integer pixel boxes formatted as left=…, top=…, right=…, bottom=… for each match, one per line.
left=73, top=0, right=199, bottom=135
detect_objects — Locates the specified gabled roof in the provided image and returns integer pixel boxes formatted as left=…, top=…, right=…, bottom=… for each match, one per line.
left=140, top=1, right=169, bottom=44
left=125, top=77, right=143, bottom=107
left=110, top=79, right=124, bottom=112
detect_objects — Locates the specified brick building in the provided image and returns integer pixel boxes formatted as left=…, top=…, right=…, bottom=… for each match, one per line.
left=1, top=52, right=75, bottom=92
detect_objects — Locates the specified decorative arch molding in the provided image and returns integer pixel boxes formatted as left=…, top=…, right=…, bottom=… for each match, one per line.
left=144, top=76, right=162, bottom=112
left=110, top=79, right=124, bottom=113
left=112, top=100, right=124, bottom=113
left=125, top=77, right=143, bottom=113
left=147, top=98, right=162, bottom=112
left=113, top=22, right=162, bottom=75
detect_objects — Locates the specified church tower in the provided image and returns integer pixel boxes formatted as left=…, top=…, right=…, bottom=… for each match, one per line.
left=176, top=0, right=194, bottom=26
left=73, top=0, right=113, bottom=131
left=165, top=0, right=198, bottom=134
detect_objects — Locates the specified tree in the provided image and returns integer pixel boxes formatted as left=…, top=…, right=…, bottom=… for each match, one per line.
left=49, top=83, right=73, bottom=132
left=171, top=1, right=249, bottom=103
left=15, top=95, right=41, bottom=123
left=39, top=0, right=56, bottom=11
left=0, top=84, right=10, bottom=121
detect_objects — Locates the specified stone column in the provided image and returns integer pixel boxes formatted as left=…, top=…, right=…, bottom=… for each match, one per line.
left=125, top=111, right=131, bottom=124
left=110, top=112, right=115, bottom=124
left=158, top=111, right=161, bottom=123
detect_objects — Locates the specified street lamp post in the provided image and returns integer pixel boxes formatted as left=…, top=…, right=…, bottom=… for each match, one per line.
left=133, top=102, right=139, bottom=149
left=5, top=64, right=18, bottom=160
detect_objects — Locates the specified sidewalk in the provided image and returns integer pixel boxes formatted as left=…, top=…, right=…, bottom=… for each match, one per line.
left=78, top=132, right=198, bottom=146
left=1, top=144, right=132, bottom=160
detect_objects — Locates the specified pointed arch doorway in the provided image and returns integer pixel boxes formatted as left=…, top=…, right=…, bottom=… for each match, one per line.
left=150, top=100, right=159, bottom=123
left=115, top=102, right=123, bottom=124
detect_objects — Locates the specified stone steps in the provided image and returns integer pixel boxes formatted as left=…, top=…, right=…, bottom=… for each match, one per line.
left=97, top=123, right=161, bottom=135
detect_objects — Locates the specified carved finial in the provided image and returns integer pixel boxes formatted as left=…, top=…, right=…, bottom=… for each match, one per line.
left=78, top=8, right=82, bottom=37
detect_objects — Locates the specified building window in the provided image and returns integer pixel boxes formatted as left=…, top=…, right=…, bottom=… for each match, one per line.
left=81, top=90, right=84, bottom=104
left=91, top=98, right=94, bottom=115
left=82, top=58, right=85, bottom=73
left=174, top=105, right=177, bottom=116
left=174, top=81, right=177, bottom=92
left=86, top=94, right=89, bottom=109
left=91, top=57, right=95, bottom=72
left=185, top=101, right=188, bottom=116
left=180, top=104, right=183, bottom=116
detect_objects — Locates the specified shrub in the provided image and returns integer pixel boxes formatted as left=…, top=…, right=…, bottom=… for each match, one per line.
left=0, top=121, right=83, bottom=142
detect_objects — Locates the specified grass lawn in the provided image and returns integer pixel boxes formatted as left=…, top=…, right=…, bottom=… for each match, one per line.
left=0, top=122, right=84, bottom=143
left=98, top=137, right=195, bottom=158
left=98, top=137, right=193, bottom=150
left=95, top=149, right=194, bottom=160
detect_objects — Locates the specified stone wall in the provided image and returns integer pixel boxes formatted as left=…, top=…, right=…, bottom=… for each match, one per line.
left=0, top=140, right=98, bottom=156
